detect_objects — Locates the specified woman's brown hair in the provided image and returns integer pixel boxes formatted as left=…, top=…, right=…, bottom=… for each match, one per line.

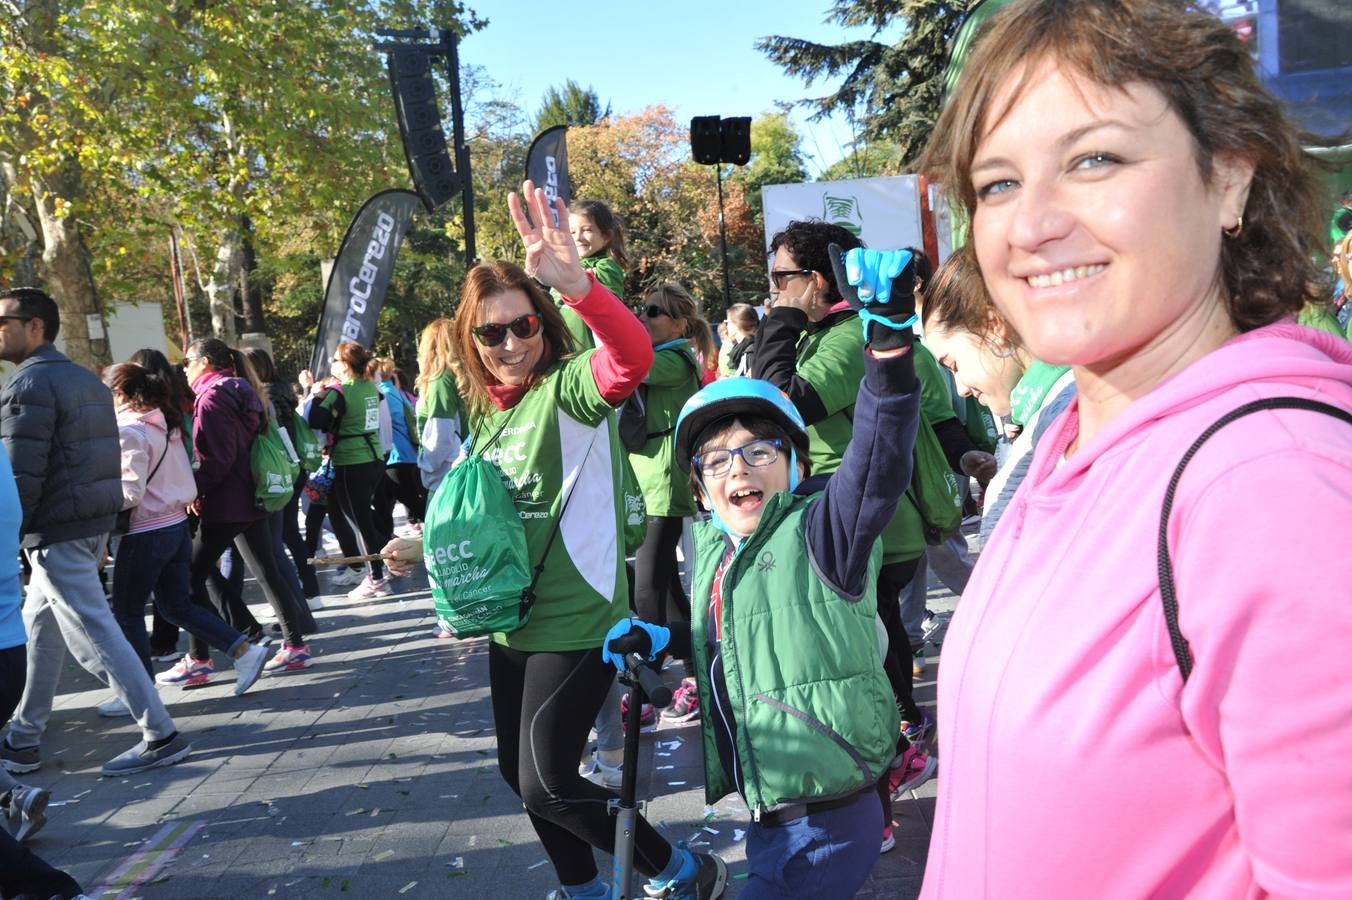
left=452, top=260, right=576, bottom=417
left=920, top=244, right=1013, bottom=351
left=647, top=282, right=716, bottom=368
left=921, top=0, right=1328, bottom=332
left=105, top=362, right=184, bottom=435
left=417, top=319, right=456, bottom=397
left=333, top=340, right=372, bottom=381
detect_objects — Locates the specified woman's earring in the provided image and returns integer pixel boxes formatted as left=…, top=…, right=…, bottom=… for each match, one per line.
left=1223, top=215, right=1244, bottom=239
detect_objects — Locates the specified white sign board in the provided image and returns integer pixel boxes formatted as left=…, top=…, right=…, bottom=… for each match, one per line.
left=761, top=175, right=925, bottom=256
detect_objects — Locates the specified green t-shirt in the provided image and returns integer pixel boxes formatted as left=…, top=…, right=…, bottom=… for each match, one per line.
left=416, top=372, right=463, bottom=437
left=552, top=254, right=626, bottom=352
left=914, top=343, right=958, bottom=427
left=321, top=379, right=381, bottom=466
left=469, top=350, right=628, bottom=651
left=797, top=313, right=865, bottom=475
left=628, top=340, right=700, bottom=517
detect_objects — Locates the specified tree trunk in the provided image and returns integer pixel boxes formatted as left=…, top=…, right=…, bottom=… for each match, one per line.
left=30, top=166, right=110, bottom=370
left=205, top=230, right=241, bottom=342
left=238, top=214, right=266, bottom=334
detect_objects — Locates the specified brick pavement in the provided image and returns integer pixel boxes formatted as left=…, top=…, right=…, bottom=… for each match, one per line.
left=9, top=552, right=955, bottom=899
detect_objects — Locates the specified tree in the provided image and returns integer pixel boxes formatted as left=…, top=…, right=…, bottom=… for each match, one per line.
left=757, top=0, right=973, bottom=167
left=733, top=111, right=809, bottom=222
left=535, top=80, right=610, bottom=132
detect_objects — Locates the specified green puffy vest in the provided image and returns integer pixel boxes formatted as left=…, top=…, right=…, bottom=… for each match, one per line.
left=689, top=492, right=900, bottom=815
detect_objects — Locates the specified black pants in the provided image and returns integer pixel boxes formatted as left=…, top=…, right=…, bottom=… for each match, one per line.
left=1, top=646, right=84, bottom=900
left=875, top=557, right=922, bottom=829
left=331, top=460, right=386, bottom=581
left=372, top=462, right=426, bottom=540
left=488, top=643, right=673, bottom=886
left=190, top=518, right=308, bottom=653
left=633, top=516, right=690, bottom=629
left=284, top=471, right=319, bottom=597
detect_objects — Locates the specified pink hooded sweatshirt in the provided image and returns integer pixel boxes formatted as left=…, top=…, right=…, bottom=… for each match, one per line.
left=922, top=322, right=1352, bottom=899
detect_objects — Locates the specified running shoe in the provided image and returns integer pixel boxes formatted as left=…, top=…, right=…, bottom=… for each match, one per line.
left=330, top=566, right=363, bottom=586
left=880, top=824, right=896, bottom=854
left=264, top=644, right=314, bottom=672
left=232, top=642, right=269, bottom=695
left=0, top=740, right=40, bottom=775
left=900, top=708, right=935, bottom=752
left=912, top=647, right=927, bottom=677
left=101, top=732, right=192, bottom=776
left=888, top=743, right=938, bottom=798
left=150, top=649, right=181, bottom=663
left=921, top=609, right=952, bottom=648
left=2, top=784, right=49, bottom=842
left=580, top=752, right=623, bottom=789
left=620, top=694, right=659, bottom=733
left=661, top=678, right=701, bottom=723
left=156, top=655, right=213, bottom=687
left=644, top=846, right=727, bottom=898
left=97, top=696, right=132, bottom=717
left=348, top=575, right=392, bottom=600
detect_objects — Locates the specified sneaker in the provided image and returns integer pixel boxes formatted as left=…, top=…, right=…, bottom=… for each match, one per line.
left=264, top=644, right=313, bottom=672
left=912, top=648, right=927, bottom=677
left=97, top=696, right=132, bottom=717
left=348, top=575, right=392, bottom=600
left=888, top=743, right=938, bottom=798
left=900, top=708, right=935, bottom=752
left=880, top=824, right=896, bottom=854
left=661, top=678, right=701, bottom=723
left=156, top=655, right=213, bottom=687
left=330, top=566, right=363, bottom=586
left=307, top=594, right=326, bottom=612
left=101, top=732, right=192, bottom=776
left=2, top=784, right=50, bottom=842
left=921, top=609, right=951, bottom=648
left=232, top=642, right=269, bottom=696
left=0, top=740, right=40, bottom=775
left=644, top=846, right=727, bottom=898
left=150, top=649, right=181, bottom=663
left=581, top=752, right=623, bottom=789
left=620, top=694, right=658, bottom=733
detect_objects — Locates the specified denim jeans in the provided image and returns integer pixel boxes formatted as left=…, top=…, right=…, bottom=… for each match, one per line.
left=113, top=521, right=246, bottom=669
left=742, top=789, right=882, bottom=899
left=8, top=536, right=176, bottom=746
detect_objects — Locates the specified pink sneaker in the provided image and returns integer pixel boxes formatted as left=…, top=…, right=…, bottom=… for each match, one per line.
left=264, top=644, right=314, bottom=672
left=880, top=824, right=896, bottom=853
left=888, top=743, right=938, bottom=798
left=619, top=693, right=658, bottom=733
left=156, top=655, right=213, bottom=687
left=348, top=575, right=392, bottom=600
left=661, top=677, right=701, bottom=723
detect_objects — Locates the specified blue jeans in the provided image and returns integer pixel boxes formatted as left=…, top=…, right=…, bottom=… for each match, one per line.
left=742, top=789, right=882, bottom=899
left=114, top=521, right=246, bottom=669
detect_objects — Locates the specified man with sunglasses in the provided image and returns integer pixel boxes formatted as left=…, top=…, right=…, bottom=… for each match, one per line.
left=0, top=287, right=191, bottom=784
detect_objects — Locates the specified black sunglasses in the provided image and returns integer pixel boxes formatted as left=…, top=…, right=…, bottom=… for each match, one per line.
left=633, top=304, right=671, bottom=319
left=472, top=313, right=542, bottom=347
left=0, top=314, right=33, bottom=324
left=769, top=268, right=815, bottom=291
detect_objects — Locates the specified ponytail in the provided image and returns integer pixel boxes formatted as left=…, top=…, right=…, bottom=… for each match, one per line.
left=687, top=316, right=717, bottom=375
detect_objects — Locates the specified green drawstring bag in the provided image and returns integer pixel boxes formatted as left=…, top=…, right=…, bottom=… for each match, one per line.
left=251, top=416, right=300, bottom=512
left=424, top=455, right=533, bottom=637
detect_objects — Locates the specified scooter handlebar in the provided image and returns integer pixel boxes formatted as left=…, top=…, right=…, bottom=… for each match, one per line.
left=626, top=653, right=673, bottom=708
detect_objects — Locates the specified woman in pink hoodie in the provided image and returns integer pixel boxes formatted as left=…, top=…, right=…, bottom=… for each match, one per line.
left=105, top=363, right=268, bottom=699
left=914, top=1, right=1352, bottom=897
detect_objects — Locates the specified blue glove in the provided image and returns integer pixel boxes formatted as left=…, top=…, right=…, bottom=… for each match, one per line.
left=828, top=244, right=918, bottom=350
left=601, top=617, right=671, bottom=673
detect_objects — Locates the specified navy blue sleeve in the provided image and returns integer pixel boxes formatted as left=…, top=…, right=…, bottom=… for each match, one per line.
left=803, top=351, right=920, bottom=597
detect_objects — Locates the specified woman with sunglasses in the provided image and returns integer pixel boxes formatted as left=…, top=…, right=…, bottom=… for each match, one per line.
left=391, top=183, right=724, bottom=898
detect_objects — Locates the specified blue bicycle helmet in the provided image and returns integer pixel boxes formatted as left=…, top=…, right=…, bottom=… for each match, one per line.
left=674, top=377, right=810, bottom=475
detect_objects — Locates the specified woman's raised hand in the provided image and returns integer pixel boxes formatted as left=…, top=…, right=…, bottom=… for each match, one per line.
left=508, top=180, right=590, bottom=298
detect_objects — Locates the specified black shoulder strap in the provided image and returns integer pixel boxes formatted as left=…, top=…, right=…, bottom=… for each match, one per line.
left=1159, top=397, right=1352, bottom=682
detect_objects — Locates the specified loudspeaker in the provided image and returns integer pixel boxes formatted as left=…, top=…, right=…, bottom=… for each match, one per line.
left=388, top=47, right=459, bottom=210
left=690, top=116, right=723, bottom=165
left=719, top=117, right=752, bottom=166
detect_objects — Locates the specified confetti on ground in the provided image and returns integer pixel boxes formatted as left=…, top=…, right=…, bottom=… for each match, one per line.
left=448, top=857, right=465, bottom=869
left=703, top=827, right=719, bottom=835
left=374, top=850, right=396, bottom=861
left=657, top=765, right=674, bottom=770
left=345, top=808, right=367, bottom=816
left=528, top=859, right=549, bottom=870
left=497, top=838, right=512, bottom=846
left=734, top=829, right=746, bottom=842
left=399, top=882, right=417, bottom=893
left=668, top=781, right=687, bottom=786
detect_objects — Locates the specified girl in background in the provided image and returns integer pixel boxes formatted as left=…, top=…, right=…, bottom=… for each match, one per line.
left=369, top=357, right=425, bottom=540
left=415, top=319, right=463, bottom=500
left=562, top=198, right=629, bottom=349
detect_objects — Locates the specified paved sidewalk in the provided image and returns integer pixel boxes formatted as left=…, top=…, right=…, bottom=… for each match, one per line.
left=8, top=556, right=953, bottom=899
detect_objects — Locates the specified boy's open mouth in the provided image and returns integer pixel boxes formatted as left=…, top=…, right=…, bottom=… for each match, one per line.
left=729, top=488, right=763, bottom=509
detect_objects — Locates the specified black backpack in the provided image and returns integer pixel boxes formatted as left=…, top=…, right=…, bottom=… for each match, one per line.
left=617, top=348, right=699, bottom=452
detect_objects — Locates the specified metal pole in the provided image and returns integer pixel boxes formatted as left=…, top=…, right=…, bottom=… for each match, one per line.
left=440, top=27, right=476, bottom=267
left=716, top=164, right=731, bottom=309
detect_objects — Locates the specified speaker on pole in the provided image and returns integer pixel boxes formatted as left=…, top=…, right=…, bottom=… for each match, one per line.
left=690, top=116, right=723, bottom=165
left=719, top=117, right=752, bottom=166
left=388, top=47, right=459, bottom=211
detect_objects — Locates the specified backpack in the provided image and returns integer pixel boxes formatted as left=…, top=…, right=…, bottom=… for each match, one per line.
left=617, top=347, right=699, bottom=452
left=905, top=411, right=963, bottom=543
left=1158, top=397, right=1352, bottom=682
left=292, top=416, right=324, bottom=472
left=251, top=415, right=301, bottom=512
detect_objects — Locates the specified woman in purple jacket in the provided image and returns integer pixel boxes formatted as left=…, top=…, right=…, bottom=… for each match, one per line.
left=181, top=338, right=315, bottom=675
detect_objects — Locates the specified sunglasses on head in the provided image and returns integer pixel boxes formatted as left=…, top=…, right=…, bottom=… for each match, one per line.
left=472, top=313, right=542, bottom=347
left=633, top=304, right=671, bottom=319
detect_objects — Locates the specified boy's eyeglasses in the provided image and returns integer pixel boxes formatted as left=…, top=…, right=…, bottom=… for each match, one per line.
left=769, top=269, right=815, bottom=291
left=472, top=313, right=542, bottom=347
left=693, top=438, right=783, bottom=478
left=633, top=304, right=670, bottom=319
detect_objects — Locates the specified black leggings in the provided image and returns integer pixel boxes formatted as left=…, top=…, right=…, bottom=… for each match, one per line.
left=488, top=643, right=673, bottom=886
left=191, top=518, right=309, bottom=653
left=876, top=558, right=922, bottom=829
left=633, top=516, right=690, bottom=630
left=331, top=459, right=386, bottom=581
left=372, top=462, right=427, bottom=539
left=284, top=471, right=319, bottom=597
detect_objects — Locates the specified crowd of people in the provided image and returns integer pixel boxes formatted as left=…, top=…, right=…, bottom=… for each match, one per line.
left=4, top=0, right=1352, bottom=898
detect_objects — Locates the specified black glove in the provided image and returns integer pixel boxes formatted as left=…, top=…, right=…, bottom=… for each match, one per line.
left=828, top=243, right=918, bottom=351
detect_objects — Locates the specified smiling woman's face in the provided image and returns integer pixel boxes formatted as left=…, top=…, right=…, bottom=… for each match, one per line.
left=969, top=57, right=1250, bottom=374
left=474, top=288, right=544, bottom=386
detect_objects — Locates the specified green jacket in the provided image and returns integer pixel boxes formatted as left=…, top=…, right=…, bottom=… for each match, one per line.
left=1298, top=302, right=1347, bottom=340
left=554, top=254, right=625, bottom=351
left=628, top=340, right=700, bottom=517
left=690, top=494, right=899, bottom=815
left=796, top=312, right=865, bottom=475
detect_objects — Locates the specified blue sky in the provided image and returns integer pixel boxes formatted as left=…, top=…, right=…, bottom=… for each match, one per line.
left=462, top=1, right=904, bottom=177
